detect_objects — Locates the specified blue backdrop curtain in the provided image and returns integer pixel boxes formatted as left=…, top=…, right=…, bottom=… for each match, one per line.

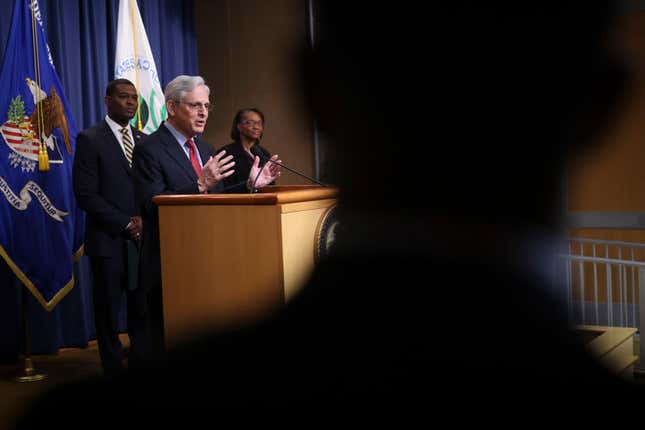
left=0, top=0, right=198, bottom=363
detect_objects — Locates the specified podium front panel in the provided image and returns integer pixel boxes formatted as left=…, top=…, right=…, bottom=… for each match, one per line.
left=159, top=204, right=284, bottom=344
left=154, top=187, right=338, bottom=346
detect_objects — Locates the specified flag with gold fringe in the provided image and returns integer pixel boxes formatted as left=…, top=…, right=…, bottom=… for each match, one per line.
left=0, top=0, right=84, bottom=310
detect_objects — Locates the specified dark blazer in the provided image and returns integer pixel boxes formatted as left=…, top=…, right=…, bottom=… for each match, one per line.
left=132, top=124, right=223, bottom=292
left=73, top=120, right=145, bottom=257
left=219, top=141, right=272, bottom=193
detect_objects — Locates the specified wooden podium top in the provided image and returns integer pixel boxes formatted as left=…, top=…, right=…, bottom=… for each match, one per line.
left=152, top=185, right=338, bottom=206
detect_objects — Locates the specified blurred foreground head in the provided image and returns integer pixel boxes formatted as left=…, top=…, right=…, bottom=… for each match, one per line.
left=305, top=2, right=627, bottom=227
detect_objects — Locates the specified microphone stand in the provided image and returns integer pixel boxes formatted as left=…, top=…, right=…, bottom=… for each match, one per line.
left=251, top=150, right=327, bottom=190
left=265, top=157, right=327, bottom=187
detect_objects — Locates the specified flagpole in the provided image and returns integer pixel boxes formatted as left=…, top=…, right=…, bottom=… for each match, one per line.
left=11, top=288, right=47, bottom=383
left=128, top=0, right=142, bottom=131
left=116, top=0, right=165, bottom=133
left=31, top=0, right=49, bottom=172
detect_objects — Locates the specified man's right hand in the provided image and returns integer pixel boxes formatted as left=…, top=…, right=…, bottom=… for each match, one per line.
left=126, top=216, right=142, bottom=242
left=197, top=150, right=235, bottom=193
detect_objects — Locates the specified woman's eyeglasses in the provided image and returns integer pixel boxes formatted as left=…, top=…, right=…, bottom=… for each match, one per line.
left=241, top=120, right=264, bottom=127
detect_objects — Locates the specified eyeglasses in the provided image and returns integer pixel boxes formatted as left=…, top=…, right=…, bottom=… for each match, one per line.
left=179, top=101, right=213, bottom=112
left=241, top=120, right=264, bottom=127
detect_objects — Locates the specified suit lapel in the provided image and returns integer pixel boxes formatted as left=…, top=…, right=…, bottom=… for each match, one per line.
left=195, top=136, right=212, bottom=166
left=100, top=120, right=131, bottom=174
left=158, top=126, right=200, bottom=181
left=130, top=126, right=145, bottom=144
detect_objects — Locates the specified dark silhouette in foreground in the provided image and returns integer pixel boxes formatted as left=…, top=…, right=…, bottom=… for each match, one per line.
left=12, top=1, right=641, bottom=425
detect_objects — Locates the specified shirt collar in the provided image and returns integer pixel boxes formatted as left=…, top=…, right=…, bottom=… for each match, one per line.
left=105, top=115, right=130, bottom=135
left=164, top=121, right=197, bottom=146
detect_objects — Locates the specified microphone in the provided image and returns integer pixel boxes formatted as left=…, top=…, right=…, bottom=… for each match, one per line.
left=250, top=145, right=327, bottom=190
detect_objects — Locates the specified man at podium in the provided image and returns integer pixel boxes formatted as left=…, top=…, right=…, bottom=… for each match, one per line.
left=131, top=75, right=280, bottom=359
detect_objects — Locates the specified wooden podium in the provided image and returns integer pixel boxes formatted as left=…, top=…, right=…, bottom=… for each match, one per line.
left=152, top=185, right=338, bottom=345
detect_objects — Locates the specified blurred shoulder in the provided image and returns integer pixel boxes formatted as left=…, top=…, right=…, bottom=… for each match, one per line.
left=138, top=126, right=168, bottom=146
left=218, top=141, right=241, bottom=155
left=77, top=120, right=107, bottom=140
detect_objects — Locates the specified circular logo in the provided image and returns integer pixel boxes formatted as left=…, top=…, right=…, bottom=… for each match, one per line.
left=315, top=204, right=339, bottom=262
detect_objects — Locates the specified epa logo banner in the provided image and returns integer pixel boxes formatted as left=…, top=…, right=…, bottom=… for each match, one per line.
left=115, top=0, right=167, bottom=133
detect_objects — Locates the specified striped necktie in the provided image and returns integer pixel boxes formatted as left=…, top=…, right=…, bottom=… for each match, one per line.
left=121, top=127, right=134, bottom=167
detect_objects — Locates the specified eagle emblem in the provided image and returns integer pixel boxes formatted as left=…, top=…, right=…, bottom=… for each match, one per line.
left=0, top=77, right=69, bottom=171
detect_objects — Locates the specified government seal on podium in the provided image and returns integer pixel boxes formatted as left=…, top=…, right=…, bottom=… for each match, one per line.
left=314, top=204, right=338, bottom=262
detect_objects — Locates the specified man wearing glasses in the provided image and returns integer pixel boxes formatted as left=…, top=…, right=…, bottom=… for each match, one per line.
left=131, top=75, right=280, bottom=360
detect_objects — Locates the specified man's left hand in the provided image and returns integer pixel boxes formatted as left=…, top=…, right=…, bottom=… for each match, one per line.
left=249, top=154, right=281, bottom=190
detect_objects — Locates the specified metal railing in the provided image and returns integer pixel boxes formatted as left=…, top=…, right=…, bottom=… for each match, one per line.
left=560, top=237, right=645, bottom=371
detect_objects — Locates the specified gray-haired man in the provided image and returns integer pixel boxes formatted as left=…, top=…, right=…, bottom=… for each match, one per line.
left=131, top=75, right=280, bottom=360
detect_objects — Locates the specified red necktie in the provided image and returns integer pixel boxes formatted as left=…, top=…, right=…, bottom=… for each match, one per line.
left=185, top=138, right=202, bottom=176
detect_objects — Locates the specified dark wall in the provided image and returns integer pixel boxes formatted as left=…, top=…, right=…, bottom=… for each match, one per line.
left=194, top=0, right=315, bottom=184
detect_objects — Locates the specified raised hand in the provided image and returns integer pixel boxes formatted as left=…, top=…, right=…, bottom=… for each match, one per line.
left=248, top=154, right=281, bottom=190
left=198, top=150, right=235, bottom=192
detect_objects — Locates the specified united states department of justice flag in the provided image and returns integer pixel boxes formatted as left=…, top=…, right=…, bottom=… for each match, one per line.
left=0, top=0, right=84, bottom=310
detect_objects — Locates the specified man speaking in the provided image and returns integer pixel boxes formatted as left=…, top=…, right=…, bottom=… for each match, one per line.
left=132, top=75, right=280, bottom=360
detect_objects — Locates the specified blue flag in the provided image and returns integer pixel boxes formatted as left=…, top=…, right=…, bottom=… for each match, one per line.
left=0, top=0, right=84, bottom=311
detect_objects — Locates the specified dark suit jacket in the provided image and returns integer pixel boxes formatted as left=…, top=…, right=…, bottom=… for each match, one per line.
left=73, top=120, right=145, bottom=257
left=132, top=124, right=224, bottom=292
left=219, top=141, right=272, bottom=193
